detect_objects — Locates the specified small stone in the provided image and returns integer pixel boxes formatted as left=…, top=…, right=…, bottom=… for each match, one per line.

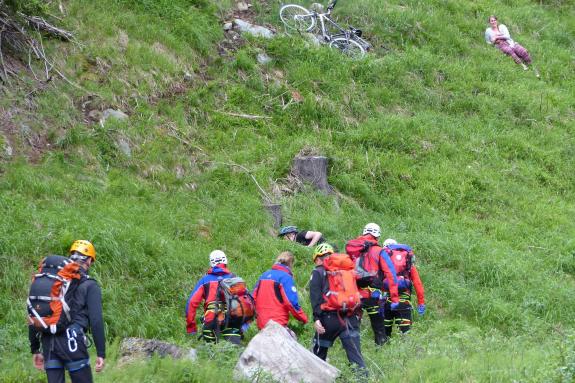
left=175, top=165, right=185, bottom=179
left=102, top=109, right=129, bottom=124
left=303, top=33, right=323, bottom=47
left=310, top=3, right=324, bottom=13
left=87, top=110, right=102, bottom=122
left=223, top=22, right=233, bottom=31
left=118, top=30, right=129, bottom=51
left=256, top=53, right=272, bottom=65
left=116, top=137, right=131, bottom=157
left=183, top=71, right=193, bottom=82
left=233, top=19, right=274, bottom=39
left=237, top=1, right=250, bottom=11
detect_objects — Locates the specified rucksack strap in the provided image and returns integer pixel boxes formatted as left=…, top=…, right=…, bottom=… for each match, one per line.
left=27, top=298, right=48, bottom=330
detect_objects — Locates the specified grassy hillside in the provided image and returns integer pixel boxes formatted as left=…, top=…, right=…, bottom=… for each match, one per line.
left=1, top=0, right=574, bottom=381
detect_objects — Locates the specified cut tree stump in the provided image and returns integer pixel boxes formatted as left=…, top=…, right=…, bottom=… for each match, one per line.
left=292, top=155, right=331, bottom=194
left=264, top=203, right=282, bottom=229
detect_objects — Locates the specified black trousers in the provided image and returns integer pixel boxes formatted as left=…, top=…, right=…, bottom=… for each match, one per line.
left=40, top=328, right=93, bottom=383
left=312, top=312, right=367, bottom=373
left=361, top=297, right=386, bottom=345
left=383, top=296, right=413, bottom=336
left=202, top=317, right=243, bottom=345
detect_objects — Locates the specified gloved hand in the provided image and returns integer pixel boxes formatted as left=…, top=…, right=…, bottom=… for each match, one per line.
left=418, top=304, right=426, bottom=315
left=370, top=290, right=383, bottom=300
left=241, top=322, right=251, bottom=333
left=390, top=302, right=400, bottom=310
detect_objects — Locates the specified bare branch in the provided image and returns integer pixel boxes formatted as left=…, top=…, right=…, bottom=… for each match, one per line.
left=19, top=13, right=73, bottom=41
left=214, top=110, right=272, bottom=120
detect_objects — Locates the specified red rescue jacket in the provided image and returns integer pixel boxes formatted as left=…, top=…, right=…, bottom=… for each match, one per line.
left=185, top=265, right=235, bottom=334
left=253, top=264, right=308, bottom=329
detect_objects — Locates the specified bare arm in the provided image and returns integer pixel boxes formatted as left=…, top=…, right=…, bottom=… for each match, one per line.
left=305, top=231, right=323, bottom=247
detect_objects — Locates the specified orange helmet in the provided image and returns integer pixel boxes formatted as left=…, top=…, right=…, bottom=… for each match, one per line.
left=69, top=240, right=96, bottom=261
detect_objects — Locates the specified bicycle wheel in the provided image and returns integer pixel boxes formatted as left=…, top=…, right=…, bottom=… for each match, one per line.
left=279, top=4, right=316, bottom=32
left=329, top=37, right=366, bottom=59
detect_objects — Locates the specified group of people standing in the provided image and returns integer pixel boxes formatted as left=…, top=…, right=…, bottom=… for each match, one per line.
left=185, top=222, right=426, bottom=377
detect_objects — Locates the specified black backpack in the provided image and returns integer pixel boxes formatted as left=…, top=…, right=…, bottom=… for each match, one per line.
left=27, top=255, right=82, bottom=334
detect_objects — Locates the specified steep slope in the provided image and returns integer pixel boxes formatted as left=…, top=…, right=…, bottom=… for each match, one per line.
left=1, top=0, right=574, bottom=382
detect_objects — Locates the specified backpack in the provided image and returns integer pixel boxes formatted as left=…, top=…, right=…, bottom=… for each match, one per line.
left=27, top=255, right=82, bottom=334
left=218, top=277, right=256, bottom=326
left=320, top=253, right=361, bottom=315
left=345, top=239, right=380, bottom=289
left=385, top=244, right=414, bottom=278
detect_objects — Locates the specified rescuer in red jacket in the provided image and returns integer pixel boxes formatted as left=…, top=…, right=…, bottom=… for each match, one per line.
left=253, top=251, right=308, bottom=331
left=185, top=250, right=242, bottom=344
left=381, top=239, right=426, bottom=338
left=346, top=223, right=400, bottom=346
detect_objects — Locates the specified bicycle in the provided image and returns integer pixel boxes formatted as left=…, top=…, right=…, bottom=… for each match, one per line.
left=279, top=0, right=370, bottom=59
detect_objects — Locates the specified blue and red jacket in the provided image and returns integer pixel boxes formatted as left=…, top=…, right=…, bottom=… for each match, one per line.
left=252, top=263, right=308, bottom=329
left=383, top=244, right=425, bottom=305
left=185, top=265, right=235, bottom=334
left=351, top=235, right=399, bottom=303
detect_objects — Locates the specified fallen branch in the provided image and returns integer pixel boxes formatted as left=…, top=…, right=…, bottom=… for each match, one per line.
left=214, top=110, right=272, bottom=120
left=19, top=13, right=73, bottom=41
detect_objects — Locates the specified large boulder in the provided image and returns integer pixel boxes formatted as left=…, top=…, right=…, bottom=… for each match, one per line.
left=118, top=337, right=197, bottom=366
left=234, top=321, right=339, bottom=383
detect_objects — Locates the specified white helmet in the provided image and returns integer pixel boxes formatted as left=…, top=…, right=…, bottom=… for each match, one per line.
left=209, top=250, right=228, bottom=267
left=383, top=238, right=397, bottom=247
left=362, top=223, right=381, bottom=238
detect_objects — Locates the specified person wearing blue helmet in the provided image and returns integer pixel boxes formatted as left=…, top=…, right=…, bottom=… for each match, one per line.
left=278, top=226, right=325, bottom=248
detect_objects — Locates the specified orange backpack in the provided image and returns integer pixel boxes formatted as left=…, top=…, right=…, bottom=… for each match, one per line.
left=219, top=277, right=256, bottom=326
left=320, top=254, right=361, bottom=315
left=27, top=255, right=82, bottom=334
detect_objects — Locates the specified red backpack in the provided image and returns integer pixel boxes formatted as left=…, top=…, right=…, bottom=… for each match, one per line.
left=27, top=255, right=82, bottom=334
left=320, top=254, right=361, bottom=315
left=345, top=239, right=381, bottom=288
left=384, top=244, right=414, bottom=278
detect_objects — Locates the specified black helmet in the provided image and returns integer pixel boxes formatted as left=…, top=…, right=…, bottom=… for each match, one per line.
left=278, top=226, right=298, bottom=237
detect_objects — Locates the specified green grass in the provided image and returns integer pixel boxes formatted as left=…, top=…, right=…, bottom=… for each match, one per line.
left=1, top=0, right=574, bottom=381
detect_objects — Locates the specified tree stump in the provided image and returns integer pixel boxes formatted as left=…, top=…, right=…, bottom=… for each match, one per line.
left=292, top=156, right=331, bottom=194
left=264, top=203, right=282, bottom=229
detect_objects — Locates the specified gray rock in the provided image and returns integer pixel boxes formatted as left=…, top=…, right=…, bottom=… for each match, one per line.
left=234, top=321, right=339, bottom=383
left=184, top=71, right=193, bottom=82
left=223, top=22, right=233, bottom=31
left=303, top=33, right=323, bottom=47
left=118, top=337, right=197, bottom=366
left=116, top=137, right=131, bottom=157
left=237, top=1, right=250, bottom=11
left=310, top=3, right=325, bottom=13
left=102, top=109, right=128, bottom=124
left=2, top=135, right=12, bottom=157
left=257, top=53, right=272, bottom=65
left=233, top=19, right=274, bottom=39
left=118, top=30, right=129, bottom=51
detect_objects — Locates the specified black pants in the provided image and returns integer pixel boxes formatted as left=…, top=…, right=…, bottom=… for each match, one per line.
left=40, top=328, right=93, bottom=383
left=312, top=311, right=367, bottom=376
left=383, top=295, right=412, bottom=336
left=361, top=297, right=386, bottom=345
left=202, top=318, right=242, bottom=345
